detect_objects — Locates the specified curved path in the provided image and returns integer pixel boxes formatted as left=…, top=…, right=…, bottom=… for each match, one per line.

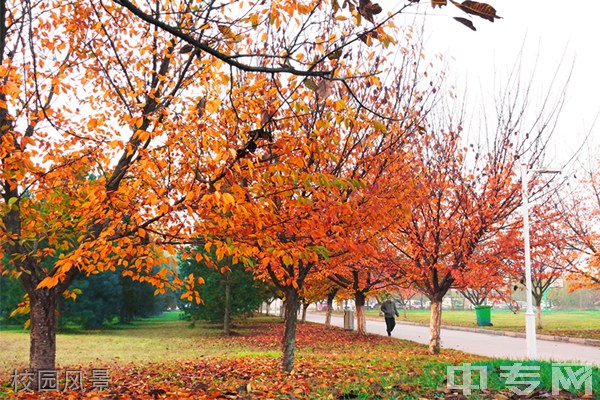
left=304, top=311, right=600, bottom=366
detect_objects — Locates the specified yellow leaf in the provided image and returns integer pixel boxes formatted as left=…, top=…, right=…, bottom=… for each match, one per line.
left=222, top=193, right=235, bottom=205
left=372, top=120, right=388, bottom=133
left=37, top=275, right=59, bottom=289
left=282, top=255, right=293, bottom=266
left=218, top=24, right=242, bottom=42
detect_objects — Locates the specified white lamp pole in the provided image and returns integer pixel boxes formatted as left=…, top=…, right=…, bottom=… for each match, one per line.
left=521, top=163, right=561, bottom=360
left=521, top=163, right=537, bottom=360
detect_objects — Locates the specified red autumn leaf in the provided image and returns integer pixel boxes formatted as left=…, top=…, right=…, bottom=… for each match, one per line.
left=431, top=0, right=447, bottom=8
left=316, top=80, right=335, bottom=98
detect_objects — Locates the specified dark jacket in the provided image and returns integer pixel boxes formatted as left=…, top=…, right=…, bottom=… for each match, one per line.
left=380, top=300, right=399, bottom=318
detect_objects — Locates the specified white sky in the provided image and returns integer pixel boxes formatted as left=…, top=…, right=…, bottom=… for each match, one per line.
left=397, top=0, right=600, bottom=170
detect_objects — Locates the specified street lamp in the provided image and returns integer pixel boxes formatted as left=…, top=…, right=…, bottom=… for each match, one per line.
left=521, top=164, right=561, bottom=360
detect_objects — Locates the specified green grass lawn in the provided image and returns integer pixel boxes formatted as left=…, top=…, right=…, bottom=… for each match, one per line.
left=365, top=308, right=600, bottom=339
left=1, top=312, right=598, bottom=399
left=0, top=311, right=258, bottom=373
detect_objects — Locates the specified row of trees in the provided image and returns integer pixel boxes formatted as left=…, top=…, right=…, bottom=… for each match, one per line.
left=2, top=0, right=598, bottom=378
left=1, top=268, right=170, bottom=329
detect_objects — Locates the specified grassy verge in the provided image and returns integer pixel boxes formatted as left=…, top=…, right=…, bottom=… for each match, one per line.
left=365, top=309, right=600, bottom=340
left=0, top=311, right=258, bottom=372
left=2, top=312, right=598, bottom=399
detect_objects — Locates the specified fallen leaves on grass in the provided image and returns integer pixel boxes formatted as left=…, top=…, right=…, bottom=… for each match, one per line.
left=4, top=322, right=589, bottom=399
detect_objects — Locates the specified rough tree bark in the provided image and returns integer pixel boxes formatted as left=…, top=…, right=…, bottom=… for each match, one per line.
left=301, top=301, right=309, bottom=323
left=325, top=289, right=338, bottom=329
left=29, top=289, right=57, bottom=373
left=429, top=300, right=443, bottom=354
left=281, top=287, right=299, bottom=372
left=354, top=291, right=367, bottom=335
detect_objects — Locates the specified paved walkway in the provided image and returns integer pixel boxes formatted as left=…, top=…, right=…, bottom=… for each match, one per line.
left=305, top=312, right=600, bottom=366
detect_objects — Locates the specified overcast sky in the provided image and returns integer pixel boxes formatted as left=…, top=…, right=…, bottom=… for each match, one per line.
left=397, top=0, right=600, bottom=170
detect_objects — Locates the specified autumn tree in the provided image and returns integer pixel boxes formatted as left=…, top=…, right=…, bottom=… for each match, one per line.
left=0, top=0, right=220, bottom=373
left=1, top=0, right=503, bottom=377
left=384, top=126, right=519, bottom=353
left=458, top=228, right=521, bottom=307
left=554, top=158, right=600, bottom=286
left=383, top=61, right=569, bottom=353
left=328, top=241, right=402, bottom=335
left=194, top=32, right=442, bottom=369
left=392, top=286, right=419, bottom=318
left=3, top=0, right=374, bottom=373
left=297, top=275, right=339, bottom=323
left=523, top=198, right=577, bottom=329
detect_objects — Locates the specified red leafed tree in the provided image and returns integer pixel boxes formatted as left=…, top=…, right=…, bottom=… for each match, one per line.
left=197, top=38, right=439, bottom=370
left=526, top=199, right=578, bottom=328
left=554, top=159, right=600, bottom=286
left=3, top=0, right=407, bottom=374
left=0, top=0, right=216, bottom=372
left=327, top=237, right=405, bottom=335
left=457, top=228, right=522, bottom=307
left=383, top=63, right=569, bottom=353
left=392, top=286, right=419, bottom=318
left=297, top=275, right=339, bottom=323
left=1, top=0, right=503, bottom=376
left=384, top=125, right=523, bottom=354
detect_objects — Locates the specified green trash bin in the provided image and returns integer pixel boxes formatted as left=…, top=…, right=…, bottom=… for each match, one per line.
left=474, top=305, right=492, bottom=326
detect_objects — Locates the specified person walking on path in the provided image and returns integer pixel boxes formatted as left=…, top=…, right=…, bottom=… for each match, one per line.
left=380, top=294, right=399, bottom=336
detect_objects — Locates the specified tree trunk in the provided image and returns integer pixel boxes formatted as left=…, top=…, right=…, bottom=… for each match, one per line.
left=536, top=303, right=543, bottom=330
left=324, top=307, right=332, bottom=329
left=428, top=300, right=443, bottom=354
left=301, top=302, right=308, bottom=323
left=29, top=289, right=57, bottom=373
left=354, top=291, right=367, bottom=335
left=403, top=302, right=408, bottom=319
left=325, top=289, right=337, bottom=329
left=281, top=287, right=299, bottom=372
left=223, top=280, right=231, bottom=335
